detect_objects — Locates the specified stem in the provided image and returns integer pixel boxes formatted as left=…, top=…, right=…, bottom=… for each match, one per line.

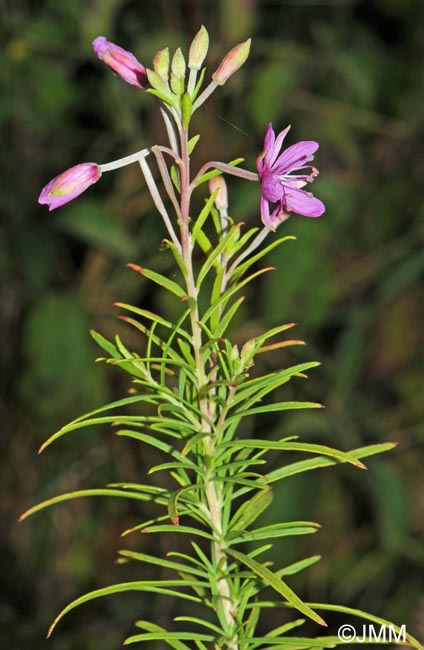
left=178, top=125, right=239, bottom=650
left=192, top=80, right=217, bottom=111
left=190, top=162, right=258, bottom=189
left=99, top=148, right=150, bottom=172
left=138, top=156, right=181, bottom=250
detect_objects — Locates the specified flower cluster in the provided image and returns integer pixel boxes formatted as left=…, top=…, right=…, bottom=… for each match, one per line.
left=38, top=32, right=325, bottom=228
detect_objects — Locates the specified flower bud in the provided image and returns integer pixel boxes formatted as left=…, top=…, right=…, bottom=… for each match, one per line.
left=38, top=163, right=101, bottom=211
left=146, top=68, right=170, bottom=95
left=209, top=175, right=228, bottom=211
left=188, top=25, right=209, bottom=71
left=92, top=36, right=147, bottom=88
left=212, top=38, right=251, bottom=86
left=153, top=48, right=170, bottom=80
left=171, top=47, right=186, bottom=79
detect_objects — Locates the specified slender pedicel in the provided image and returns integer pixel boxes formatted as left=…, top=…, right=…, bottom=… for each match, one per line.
left=152, top=147, right=182, bottom=219
left=99, top=148, right=150, bottom=172
left=160, top=107, right=180, bottom=154
left=138, top=156, right=181, bottom=251
left=191, top=162, right=258, bottom=188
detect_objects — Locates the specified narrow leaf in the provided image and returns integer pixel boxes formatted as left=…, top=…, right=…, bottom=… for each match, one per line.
left=228, top=549, right=327, bottom=627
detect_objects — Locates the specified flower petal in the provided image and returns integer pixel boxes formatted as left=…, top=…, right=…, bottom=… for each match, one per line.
left=93, top=36, right=147, bottom=88
left=267, top=124, right=291, bottom=168
left=38, top=163, right=101, bottom=211
left=261, top=172, right=284, bottom=202
left=273, top=141, right=319, bottom=174
left=263, top=123, right=276, bottom=153
left=260, top=195, right=272, bottom=228
left=284, top=187, right=325, bottom=218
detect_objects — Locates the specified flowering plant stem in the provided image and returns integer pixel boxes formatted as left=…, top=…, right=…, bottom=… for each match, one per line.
left=179, top=124, right=238, bottom=647
left=24, top=28, right=423, bottom=650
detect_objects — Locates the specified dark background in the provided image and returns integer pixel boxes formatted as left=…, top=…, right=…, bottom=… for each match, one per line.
left=2, top=0, right=424, bottom=648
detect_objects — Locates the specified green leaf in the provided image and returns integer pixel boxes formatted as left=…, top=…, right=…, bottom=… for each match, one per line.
left=230, top=488, right=273, bottom=532
left=127, top=264, right=186, bottom=299
left=38, top=394, right=161, bottom=452
left=192, top=192, right=219, bottom=244
left=228, top=549, right=327, bottom=627
left=132, top=621, right=192, bottom=650
left=19, top=488, right=165, bottom=521
left=173, top=616, right=224, bottom=635
left=222, top=440, right=367, bottom=470
left=266, top=443, right=396, bottom=483
left=171, top=164, right=181, bottom=192
left=230, top=522, right=320, bottom=545
left=116, top=430, right=193, bottom=463
left=305, top=603, right=422, bottom=650
left=46, top=582, right=202, bottom=637
left=280, top=555, right=322, bottom=576
left=168, top=486, right=202, bottom=524
left=114, top=303, right=190, bottom=338
left=124, top=632, right=215, bottom=645
left=132, top=524, right=215, bottom=541
left=90, top=329, right=120, bottom=358
left=232, top=362, right=320, bottom=407
left=147, top=87, right=177, bottom=107
left=202, top=267, right=275, bottom=324
left=188, top=134, right=200, bottom=154
left=118, top=550, right=207, bottom=577
left=214, top=296, right=246, bottom=337
left=227, top=401, right=323, bottom=422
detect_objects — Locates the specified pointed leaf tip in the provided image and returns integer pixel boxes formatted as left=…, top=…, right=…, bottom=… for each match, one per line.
left=127, top=263, right=144, bottom=274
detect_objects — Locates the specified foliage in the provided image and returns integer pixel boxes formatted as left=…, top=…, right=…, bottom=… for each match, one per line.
left=2, top=1, right=424, bottom=649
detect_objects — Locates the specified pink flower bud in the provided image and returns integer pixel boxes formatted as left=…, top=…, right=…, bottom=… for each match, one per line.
left=38, top=163, right=101, bottom=211
left=212, top=38, right=251, bottom=86
left=92, top=36, right=147, bottom=88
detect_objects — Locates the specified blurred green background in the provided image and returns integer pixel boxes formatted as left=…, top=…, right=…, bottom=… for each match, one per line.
left=2, top=0, right=424, bottom=648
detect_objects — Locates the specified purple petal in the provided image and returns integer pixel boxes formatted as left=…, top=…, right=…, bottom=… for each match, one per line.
left=257, top=123, right=275, bottom=174
left=93, top=36, right=147, bottom=88
left=260, top=196, right=272, bottom=228
left=273, top=141, right=319, bottom=174
left=261, top=171, right=284, bottom=202
left=38, top=163, right=101, bottom=211
left=284, top=187, right=325, bottom=218
left=263, top=123, right=276, bottom=153
left=267, top=125, right=291, bottom=168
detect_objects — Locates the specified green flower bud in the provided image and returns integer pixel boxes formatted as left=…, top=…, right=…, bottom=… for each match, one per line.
left=188, top=25, right=209, bottom=71
left=146, top=68, right=170, bottom=95
left=171, top=47, right=186, bottom=79
left=170, top=73, right=184, bottom=96
left=212, top=38, right=251, bottom=86
left=153, top=47, right=170, bottom=80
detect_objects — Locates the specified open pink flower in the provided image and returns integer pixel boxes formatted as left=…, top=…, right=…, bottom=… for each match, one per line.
left=92, top=36, right=147, bottom=88
left=257, top=123, right=325, bottom=229
left=38, top=163, right=101, bottom=211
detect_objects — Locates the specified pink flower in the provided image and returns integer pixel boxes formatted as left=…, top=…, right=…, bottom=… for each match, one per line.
left=92, top=36, right=147, bottom=88
left=38, top=163, right=101, bottom=211
left=257, top=123, right=325, bottom=229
